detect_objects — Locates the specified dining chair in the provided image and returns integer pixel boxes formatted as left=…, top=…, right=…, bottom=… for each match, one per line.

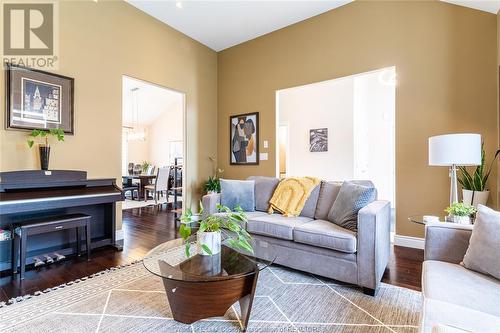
left=144, top=167, right=170, bottom=204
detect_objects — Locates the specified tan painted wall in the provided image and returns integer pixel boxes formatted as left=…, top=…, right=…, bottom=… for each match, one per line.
left=0, top=1, right=218, bottom=229
left=217, top=0, right=498, bottom=238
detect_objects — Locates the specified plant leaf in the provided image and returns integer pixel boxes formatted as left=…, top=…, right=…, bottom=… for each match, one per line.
left=27, top=140, right=34, bottom=148
left=201, top=244, right=213, bottom=255
left=185, top=243, right=191, bottom=258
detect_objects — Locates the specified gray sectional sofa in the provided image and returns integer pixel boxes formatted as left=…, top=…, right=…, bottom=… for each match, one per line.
left=202, top=176, right=391, bottom=295
left=421, top=222, right=500, bottom=332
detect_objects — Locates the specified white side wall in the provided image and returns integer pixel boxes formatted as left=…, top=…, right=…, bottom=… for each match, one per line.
left=278, top=77, right=355, bottom=180
left=277, top=68, right=395, bottom=203
left=149, top=98, right=184, bottom=167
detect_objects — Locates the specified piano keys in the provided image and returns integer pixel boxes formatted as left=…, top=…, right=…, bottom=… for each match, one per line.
left=0, top=170, right=123, bottom=273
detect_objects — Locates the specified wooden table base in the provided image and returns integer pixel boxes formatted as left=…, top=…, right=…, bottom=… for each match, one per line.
left=161, top=270, right=259, bottom=331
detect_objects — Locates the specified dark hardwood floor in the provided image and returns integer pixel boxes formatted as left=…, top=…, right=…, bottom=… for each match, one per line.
left=0, top=206, right=423, bottom=301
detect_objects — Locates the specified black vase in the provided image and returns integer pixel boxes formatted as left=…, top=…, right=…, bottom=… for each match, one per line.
left=39, top=146, right=50, bottom=170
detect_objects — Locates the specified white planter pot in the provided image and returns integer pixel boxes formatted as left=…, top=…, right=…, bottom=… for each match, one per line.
left=462, top=190, right=489, bottom=208
left=190, top=214, right=202, bottom=222
left=448, top=215, right=471, bottom=225
left=197, top=231, right=221, bottom=255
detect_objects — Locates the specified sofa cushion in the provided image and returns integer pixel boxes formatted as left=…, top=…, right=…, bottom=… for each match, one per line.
left=293, top=219, right=357, bottom=253
left=421, top=298, right=500, bottom=333
left=462, top=204, right=500, bottom=280
left=220, top=179, right=255, bottom=212
left=422, top=260, right=500, bottom=317
left=298, top=184, right=320, bottom=218
left=246, top=214, right=313, bottom=240
left=247, top=176, right=280, bottom=212
left=314, top=181, right=342, bottom=220
left=327, top=181, right=376, bottom=231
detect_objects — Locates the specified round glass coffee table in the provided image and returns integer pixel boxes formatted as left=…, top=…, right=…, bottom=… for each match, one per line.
left=143, top=235, right=276, bottom=331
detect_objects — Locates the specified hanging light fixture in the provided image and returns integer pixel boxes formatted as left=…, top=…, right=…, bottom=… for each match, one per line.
left=127, top=87, right=146, bottom=141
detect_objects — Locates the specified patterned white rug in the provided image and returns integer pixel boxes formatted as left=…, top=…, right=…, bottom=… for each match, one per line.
left=0, top=261, right=421, bottom=332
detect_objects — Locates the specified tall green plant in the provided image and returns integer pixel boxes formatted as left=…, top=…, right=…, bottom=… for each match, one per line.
left=458, top=143, right=500, bottom=191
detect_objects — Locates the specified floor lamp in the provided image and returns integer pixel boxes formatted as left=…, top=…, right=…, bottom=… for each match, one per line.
left=428, top=134, right=481, bottom=205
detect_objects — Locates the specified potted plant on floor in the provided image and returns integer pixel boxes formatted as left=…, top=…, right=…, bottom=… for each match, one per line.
left=458, top=143, right=500, bottom=207
left=27, top=129, right=65, bottom=170
left=445, top=202, right=476, bottom=224
left=179, top=204, right=252, bottom=256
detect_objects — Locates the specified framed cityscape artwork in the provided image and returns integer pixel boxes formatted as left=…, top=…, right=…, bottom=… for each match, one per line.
left=230, top=112, right=259, bottom=165
left=5, top=64, right=74, bottom=134
left=310, top=128, right=328, bottom=152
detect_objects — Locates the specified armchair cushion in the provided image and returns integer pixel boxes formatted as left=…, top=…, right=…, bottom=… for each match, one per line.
left=422, top=260, right=500, bottom=317
left=293, top=219, right=357, bottom=253
left=220, top=179, right=255, bottom=212
left=462, top=204, right=500, bottom=280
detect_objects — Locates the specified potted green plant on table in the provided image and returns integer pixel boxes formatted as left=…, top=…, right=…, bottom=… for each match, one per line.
left=458, top=143, right=500, bottom=207
left=445, top=202, right=476, bottom=225
left=141, top=161, right=151, bottom=174
left=27, top=129, right=65, bottom=170
left=179, top=204, right=252, bottom=257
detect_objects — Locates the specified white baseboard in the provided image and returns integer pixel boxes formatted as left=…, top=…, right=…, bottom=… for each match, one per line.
left=393, top=234, right=425, bottom=249
left=116, top=229, right=124, bottom=241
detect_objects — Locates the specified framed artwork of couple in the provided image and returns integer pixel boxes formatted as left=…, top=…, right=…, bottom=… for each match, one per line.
left=230, top=112, right=259, bottom=165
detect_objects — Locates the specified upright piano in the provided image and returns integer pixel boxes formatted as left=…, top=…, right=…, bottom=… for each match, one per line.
left=0, top=170, right=123, bottom=273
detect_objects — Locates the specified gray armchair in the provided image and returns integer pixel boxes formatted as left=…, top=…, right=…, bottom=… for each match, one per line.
left=421, top=223, right=500, bottom=332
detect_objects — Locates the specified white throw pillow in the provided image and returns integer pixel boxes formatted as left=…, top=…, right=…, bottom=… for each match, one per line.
left=462, top=204, right=500, bottom=280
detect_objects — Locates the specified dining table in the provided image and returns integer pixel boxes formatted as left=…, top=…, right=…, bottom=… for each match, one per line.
left=122, top=174, right=156, bottom=201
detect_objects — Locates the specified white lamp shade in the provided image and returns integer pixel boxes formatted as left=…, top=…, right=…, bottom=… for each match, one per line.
left=429, top=133, right=481, bottom=166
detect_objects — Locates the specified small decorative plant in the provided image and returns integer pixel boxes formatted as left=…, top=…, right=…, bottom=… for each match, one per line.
left=179, top=203, right=252, bottom=257
left=204, top=156, right=223, bottom=194
left=141, top=161, right=151, bottom=173
left=458, top=143, right=500, bottom=192
left=204, top=176, right=221, bottom=193
left=27, top=129, right=65, bottom=148
left=445, top=202, right=476, bottom=217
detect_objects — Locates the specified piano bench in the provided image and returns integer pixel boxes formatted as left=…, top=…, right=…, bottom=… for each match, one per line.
left=12, top=213, right=92, bottom=280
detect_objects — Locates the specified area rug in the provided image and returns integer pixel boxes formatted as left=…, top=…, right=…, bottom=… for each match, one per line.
left=0, top=261, right=421, bottom=332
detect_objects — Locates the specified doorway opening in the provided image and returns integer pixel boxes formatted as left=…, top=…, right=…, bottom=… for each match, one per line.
left=121, top=76, right=186, bottom=211
left=276, top=67, right=396, bottom=226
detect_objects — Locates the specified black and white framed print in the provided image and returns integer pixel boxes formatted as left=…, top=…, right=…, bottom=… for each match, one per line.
left=310, top=128, right=328, bottom=152
left=230, top=112, right=259, bottom=165
left=6, top=64, right=74, bottom=134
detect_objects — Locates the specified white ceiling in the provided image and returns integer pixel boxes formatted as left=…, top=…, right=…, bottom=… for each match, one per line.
left=441, top=1, right=500, bottom=14
left=122, top=76, right=182, bottom=126
left=126, top=0, right=500, bottom=52
left=126, top=0, right=353, bottom=51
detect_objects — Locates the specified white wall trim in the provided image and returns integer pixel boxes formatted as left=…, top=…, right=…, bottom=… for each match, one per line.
left=116, top=229, right=124, bottom=241
left=394, top=234, right=425, bottom=250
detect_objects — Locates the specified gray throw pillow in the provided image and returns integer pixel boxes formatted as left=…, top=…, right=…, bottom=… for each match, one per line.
left=462, top=204, right=500, bottom=280
left=247, top=176, right=280, bottom=212
left=327, top=181, right=376, bottom=231
left=220, top=179, right=255, bottom=212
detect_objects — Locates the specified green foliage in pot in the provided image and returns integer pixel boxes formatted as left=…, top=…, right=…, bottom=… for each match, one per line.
left=204, top=176, right=221, bottom=193
left=27, top=129, right=64, bottom=148
left=179, top=203, right=252, bottom=257
left=458, top=143, right=500, bottom=191
left=445, top=202, right=476, bottom=217
left=141, top=161, right=151, bottom=173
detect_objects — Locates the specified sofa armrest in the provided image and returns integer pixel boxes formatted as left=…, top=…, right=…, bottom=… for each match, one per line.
left=357, top=200, right=391, bottom=292
left=424, top=222, right=472, bottom=264
left=201, top=193, right=221, bottom=219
